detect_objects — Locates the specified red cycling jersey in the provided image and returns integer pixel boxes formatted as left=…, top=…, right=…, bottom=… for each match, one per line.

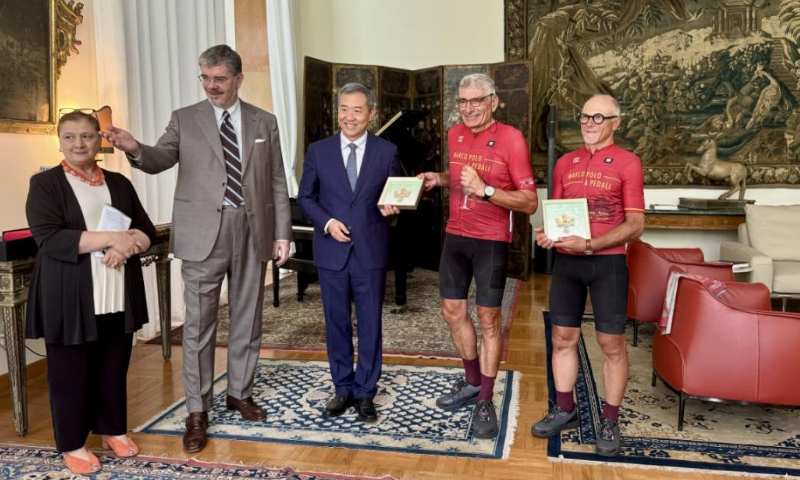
left=553, top=143, right=644, bottom=255
left=446, top=121, right=536, bottom=243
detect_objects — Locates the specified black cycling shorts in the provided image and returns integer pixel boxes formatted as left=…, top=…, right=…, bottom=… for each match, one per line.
left=439, top=233, right=509, bottom=308
left=549, top=252, right=629, bottom=335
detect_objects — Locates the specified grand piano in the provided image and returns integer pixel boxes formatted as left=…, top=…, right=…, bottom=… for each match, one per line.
left=273, top=109, right=442, bottom=307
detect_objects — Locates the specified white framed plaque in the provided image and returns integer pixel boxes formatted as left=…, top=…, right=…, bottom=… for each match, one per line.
left=542, top=198, right=591, bottom=239
left=377, top=177, right=424, bottom=210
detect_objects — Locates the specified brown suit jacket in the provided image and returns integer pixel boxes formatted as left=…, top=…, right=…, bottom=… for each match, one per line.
left=134, top=100, right=292, bottom=262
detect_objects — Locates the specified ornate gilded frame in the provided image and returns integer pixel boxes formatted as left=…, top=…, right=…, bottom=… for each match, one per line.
left=0, top=0, right=84, bottom=135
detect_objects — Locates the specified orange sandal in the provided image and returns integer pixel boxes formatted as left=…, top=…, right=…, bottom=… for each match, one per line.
left=63, top=449, right=101, bottom=474
left=102, top=435, right=139, bottom=457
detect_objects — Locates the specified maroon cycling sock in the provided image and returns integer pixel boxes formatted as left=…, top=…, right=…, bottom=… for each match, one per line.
left=602, top=403, right=620, bottom=422
left=556, top=390, right=575, bottom=413
left=477, top=374, right=496, bottom=401
left=463, top=357, right=481, bottom=386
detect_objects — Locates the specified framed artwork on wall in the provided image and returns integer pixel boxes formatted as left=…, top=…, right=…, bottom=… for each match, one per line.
left=0, top=0, right=84, bottom=135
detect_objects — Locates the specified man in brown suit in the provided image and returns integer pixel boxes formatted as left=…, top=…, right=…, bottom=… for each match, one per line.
left=103, top=45, right=292, bottom=453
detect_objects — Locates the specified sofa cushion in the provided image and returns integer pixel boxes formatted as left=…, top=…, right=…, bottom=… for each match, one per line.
left=745, top=204, right=800, bottom=261
left=773, top=261, right=800, bottom=294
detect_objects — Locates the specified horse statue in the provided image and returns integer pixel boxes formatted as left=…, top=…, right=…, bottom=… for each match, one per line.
left=683, top=137, right=747, bottom=200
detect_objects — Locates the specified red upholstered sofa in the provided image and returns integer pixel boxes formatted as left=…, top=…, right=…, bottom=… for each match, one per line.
left=652, top=275, right=800, bottom=430
left=626, top=240, right=734, bottom=346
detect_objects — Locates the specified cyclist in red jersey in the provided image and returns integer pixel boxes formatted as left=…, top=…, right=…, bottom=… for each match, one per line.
left=531, top=95, right=645, bottom=457
left=419, top=73, right=538, bottom=438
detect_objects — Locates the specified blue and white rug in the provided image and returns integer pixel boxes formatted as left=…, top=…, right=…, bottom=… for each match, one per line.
left=543, top=312, right=800, bottom=477
left=136, top=359, right=520, bottom=459
left=0, top=443, right=397, bottom=479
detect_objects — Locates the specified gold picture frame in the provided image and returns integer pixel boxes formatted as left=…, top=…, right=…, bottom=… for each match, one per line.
left=377, top=177, right=424, bottom=210
left=542, top=198, right=591, bottom=240
left=0, top=0, right=84, bottom=135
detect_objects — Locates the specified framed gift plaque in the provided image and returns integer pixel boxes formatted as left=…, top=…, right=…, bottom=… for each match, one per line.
left=378, top=177, right=424, bottom=210
left=542, top=198, right=591, bottom=240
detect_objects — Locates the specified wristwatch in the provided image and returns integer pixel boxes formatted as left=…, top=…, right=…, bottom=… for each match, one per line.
left=584, top=239, right=594, bottom=255
left=482, top=185, right=495, bottom=201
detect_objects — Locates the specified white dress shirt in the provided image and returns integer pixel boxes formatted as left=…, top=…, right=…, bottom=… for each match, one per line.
left=324, top=131, right=369, bottom=234
left=340, top=130, right=368, bottom=175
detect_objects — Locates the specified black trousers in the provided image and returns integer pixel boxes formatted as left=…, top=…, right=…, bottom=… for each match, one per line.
left=45, top=312, right=133, bottom=452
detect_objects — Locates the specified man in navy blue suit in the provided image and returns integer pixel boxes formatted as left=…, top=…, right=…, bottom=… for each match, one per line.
left=298, top=83, right=400, bottom=422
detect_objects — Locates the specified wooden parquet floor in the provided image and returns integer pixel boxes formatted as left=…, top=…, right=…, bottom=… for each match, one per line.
left=0, top=273, right=768, bottom=479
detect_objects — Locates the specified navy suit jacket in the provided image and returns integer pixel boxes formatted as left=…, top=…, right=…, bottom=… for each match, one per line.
left=298, top=132, right=400, bottom=271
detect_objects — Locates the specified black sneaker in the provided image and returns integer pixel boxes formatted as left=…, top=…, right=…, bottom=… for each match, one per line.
left=472, top=399, right=498, bottom=439
left=436, top=378, right=480, bottom=410
left=596, top=417, right=622, bottom=457
left=531, top=404, right=579, bottom=438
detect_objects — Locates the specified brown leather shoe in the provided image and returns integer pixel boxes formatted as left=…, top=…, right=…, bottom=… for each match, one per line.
left=183, top=411, right=208, bottom=453
left=226, top=395, right=267, bottom=421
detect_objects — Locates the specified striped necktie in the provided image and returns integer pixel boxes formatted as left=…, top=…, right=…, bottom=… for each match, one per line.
left=220, top=111, right=243, bottom=207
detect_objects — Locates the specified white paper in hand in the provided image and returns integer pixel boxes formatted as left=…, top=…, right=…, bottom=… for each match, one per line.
left=93, top=204, right=132, bottom=257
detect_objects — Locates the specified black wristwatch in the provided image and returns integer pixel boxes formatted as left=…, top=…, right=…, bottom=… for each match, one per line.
left=482, top=185, right=495, bottom=201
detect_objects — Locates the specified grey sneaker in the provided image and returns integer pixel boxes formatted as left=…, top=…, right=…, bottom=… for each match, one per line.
left=531, top=404, right=579, bottom=438
left=436, top=378, right=480, bottom=410
left=596, top=417, right=621, bottom=457
left=472, top=399, right=498, bottom=439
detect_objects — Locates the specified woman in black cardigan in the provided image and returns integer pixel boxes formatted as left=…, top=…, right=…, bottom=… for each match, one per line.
left=25, top=112, right=156, bottom=474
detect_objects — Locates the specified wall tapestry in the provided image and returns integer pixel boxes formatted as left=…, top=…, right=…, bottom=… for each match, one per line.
left=506, top=0, right=800, bottom=186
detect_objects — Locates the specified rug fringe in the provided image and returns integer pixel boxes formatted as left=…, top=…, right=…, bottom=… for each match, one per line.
left=503, top=371, right=522, bottom=460
left=548, top=455, right=796, bottom=478
left=0, top=442, right=398, bottom=480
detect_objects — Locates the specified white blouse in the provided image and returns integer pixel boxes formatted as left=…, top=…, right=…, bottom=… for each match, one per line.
left=65, top=172, right=126, bottom=315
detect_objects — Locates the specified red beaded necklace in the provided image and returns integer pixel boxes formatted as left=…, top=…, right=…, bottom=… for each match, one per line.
left=61, top=159, right=105, bottom=186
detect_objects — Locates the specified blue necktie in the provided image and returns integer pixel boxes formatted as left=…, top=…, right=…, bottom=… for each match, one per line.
left=346, top=143, right=358, bottom=192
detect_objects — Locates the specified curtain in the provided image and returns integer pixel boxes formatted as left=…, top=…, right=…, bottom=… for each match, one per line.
left=266, top=0, right=300, bottom=197
left=93, top=0, right=228, bottom=339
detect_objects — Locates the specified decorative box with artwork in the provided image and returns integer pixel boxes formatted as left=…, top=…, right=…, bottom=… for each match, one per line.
left=542, top=199, right=591, bottom=240
left=378, top=177, right=424, bottom=210
left=505, top=0, right=800, bottom=188
left=0, top=0, right=84, bottom=135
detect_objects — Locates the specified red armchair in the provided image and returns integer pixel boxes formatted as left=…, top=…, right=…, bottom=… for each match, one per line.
left=626, top=240, right=734, bottom=346
left=652, top=275, right=800, bottom=430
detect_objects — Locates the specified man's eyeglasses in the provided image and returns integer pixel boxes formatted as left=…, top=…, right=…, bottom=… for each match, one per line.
left=198, top=75, right=233, bottom=86
left=456, top=93, right=494, bottom=108
left=579, top=113, right=619, bottom=125
left=59, top=108, right=100, bottom=115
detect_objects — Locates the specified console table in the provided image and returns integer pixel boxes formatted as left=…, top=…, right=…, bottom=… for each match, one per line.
left=0, top=223, right=172, bottom=436
left=644, top=209, right=745, bottom=231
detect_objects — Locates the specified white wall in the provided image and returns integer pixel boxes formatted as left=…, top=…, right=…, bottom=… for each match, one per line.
left=295, top=0, right=505, bottom=70
left=0, top=1, right=99, bottom=375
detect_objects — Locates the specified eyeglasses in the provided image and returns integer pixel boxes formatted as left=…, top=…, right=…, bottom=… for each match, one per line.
left=198, top=74, right=233, bottom=86
left=579, top=113, right=619, bottom=125
left=59, top=108, right=100, bottom=115
left=456, top=93, right=494, bottom=108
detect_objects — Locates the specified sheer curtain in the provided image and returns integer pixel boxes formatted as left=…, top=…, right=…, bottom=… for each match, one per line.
left=266, top=0, right=300, bottom=196
left=93, top=0, right=228, bottom=339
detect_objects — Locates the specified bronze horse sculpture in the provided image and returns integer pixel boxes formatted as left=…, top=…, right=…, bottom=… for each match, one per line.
left=683, top=137, right=747, bottom=200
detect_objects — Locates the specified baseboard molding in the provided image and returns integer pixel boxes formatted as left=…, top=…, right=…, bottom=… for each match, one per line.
left=0, top=358, right=47, bottom=392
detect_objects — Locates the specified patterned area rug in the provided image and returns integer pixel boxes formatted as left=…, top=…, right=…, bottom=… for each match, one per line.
left=0, top=443, right=397, bottom=479
left=542, top=312, right=800, bottom=476
left=150, top=269, right=520, bottom=359
left=136, top=359, right=520, bottom=459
